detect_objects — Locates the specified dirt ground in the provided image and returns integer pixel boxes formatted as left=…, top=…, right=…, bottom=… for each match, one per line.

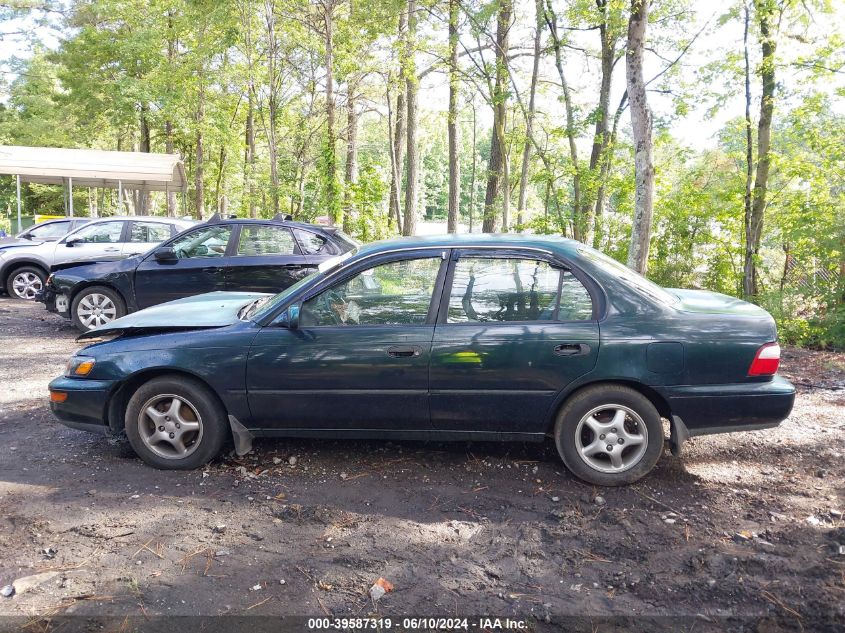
left=0, top=295, right=843, bottom=632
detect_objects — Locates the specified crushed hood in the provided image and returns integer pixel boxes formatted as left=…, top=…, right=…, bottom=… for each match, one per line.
left=78, top=291, right=271, bottom=340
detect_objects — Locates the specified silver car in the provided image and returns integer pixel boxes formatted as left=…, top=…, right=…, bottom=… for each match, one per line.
left=0, top=218, right=92, bottom=248
left=0, top=216, right=195, bottom=300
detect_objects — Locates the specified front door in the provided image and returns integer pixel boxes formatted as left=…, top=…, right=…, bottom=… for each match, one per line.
left=430, top=251, right=600, bottom=436
left=133, top=224, right=234, bottom=309
left=53, top=220, right=126, bottom=265
left=225, top=223, right=315, bottom=293
left=246, top=251, right=447, bottom=432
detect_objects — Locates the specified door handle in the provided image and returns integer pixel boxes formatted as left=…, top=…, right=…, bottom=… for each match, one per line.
left=387, top=345, right=422, bottom=358
left=554, top=343, right=591, bottom=356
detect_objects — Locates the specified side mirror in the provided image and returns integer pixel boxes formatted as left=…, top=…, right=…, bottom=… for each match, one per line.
left=287, top=304, right=300, bottom=329
left=154, top=246, right=177, bottom=262
left=276, top=304, right=300, bottom=329
left=65, top=238, right=81, bottom=247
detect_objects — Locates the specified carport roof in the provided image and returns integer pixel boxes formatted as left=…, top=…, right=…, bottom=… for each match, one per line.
left=0, top=145, right=187, bottom=192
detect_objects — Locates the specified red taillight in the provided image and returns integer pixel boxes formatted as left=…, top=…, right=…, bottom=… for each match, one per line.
left=748, top=343, right=780, bottom=376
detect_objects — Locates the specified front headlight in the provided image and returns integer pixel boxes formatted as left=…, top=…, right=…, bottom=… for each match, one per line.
left=66, top=356, right=96, bottom=377
left=46, top=273, right=55, bottom=286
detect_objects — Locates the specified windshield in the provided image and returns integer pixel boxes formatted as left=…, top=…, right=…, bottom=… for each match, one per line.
left=249, top=269, right=323, bottom=321
left=578, top=247, right=679, bottom=305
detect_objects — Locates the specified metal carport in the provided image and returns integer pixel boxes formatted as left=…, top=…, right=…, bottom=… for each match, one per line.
left=0, top=145, right=188, bottom=232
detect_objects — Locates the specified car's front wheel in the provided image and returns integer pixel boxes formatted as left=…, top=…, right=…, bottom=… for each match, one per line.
left=71, top=286, right=126, bottom=331
left=554, top=384, right=663, bottom=486
left=6, top=265, right=46, bottom=300
left=124, top=376, right=228, bottom=470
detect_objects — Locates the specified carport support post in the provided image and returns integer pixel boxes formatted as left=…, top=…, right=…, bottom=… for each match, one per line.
left=15, top=175, right=22, bottom=233
left=68, top=176, right=74, bottom=217
left=118, top=180, right=122, bottom=214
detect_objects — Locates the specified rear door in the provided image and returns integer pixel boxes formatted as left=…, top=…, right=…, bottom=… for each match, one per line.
left=429, top=249, right=600, bottom=435
left=225, top=223, right=314, bottom=293
left=133, top=224, right=234, bottom=308
left=53, top=220, right=126, bottom=265
left=123, top=220, right=177, bottom=257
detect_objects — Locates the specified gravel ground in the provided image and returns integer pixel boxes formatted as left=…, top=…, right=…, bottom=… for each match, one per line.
left=0, top=296, right=843, bottom=632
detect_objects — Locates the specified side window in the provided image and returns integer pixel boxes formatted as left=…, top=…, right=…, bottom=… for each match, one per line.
left=68, top=221, right=124, bottom=244
left=169, top=225, right=233, bottom=259
left=447, top=257, right=583, bottom=323
left=301, top=257, right=441, bottom=327
left=237, top=225, right=296, bottom=256
left=558, top=272, right=594, bottom=320
left=292, top=228, right=333, bottom=255
left=131, top=221, right=172, bottom=243
left=28, top=221, right=70, bottom=239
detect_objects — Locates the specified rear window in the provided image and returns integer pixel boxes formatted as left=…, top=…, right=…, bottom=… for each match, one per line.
left=578, top=247, right=678, bottom=305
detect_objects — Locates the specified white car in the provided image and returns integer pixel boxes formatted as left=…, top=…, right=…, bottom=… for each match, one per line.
left=0, top=216, right=194, bottom=300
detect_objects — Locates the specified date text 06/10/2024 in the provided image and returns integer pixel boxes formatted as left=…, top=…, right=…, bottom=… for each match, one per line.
left=306, top=617, right=528, bottom=630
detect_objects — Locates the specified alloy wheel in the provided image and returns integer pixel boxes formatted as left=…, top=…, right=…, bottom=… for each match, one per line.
left=12, top=272, right=43, bottom=300
left=574, top=404, right=648, bottom=473
left=76, top=293, right=117, bottom=329
left=137, top=394, right=204, bottom=460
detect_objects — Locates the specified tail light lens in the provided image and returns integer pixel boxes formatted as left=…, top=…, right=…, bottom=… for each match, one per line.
left=748, top=343, right=780, bottom=376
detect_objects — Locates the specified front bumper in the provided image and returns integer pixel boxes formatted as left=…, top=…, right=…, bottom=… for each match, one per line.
left=38, top=286, right=70, bottom=317
left=48, top=376, right=117, bottom=434
left=662, top=375, right=795, bottom=438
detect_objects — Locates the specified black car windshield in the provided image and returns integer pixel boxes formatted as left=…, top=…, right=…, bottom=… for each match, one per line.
left=578, top=247, right=679, bottom=305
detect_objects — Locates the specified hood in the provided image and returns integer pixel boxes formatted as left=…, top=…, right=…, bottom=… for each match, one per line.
left=78, top=291, right=271, bottom=340
left=52, top=254, right=143, bottom=275
left=669, top=288, right=772, bottom=318
left=0, top=237, right=45, bottom=250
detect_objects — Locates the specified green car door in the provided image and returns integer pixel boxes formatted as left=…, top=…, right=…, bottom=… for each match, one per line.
left=429, top=249, right=600, bottom=437
left=246, top=250, right=448, bottom=433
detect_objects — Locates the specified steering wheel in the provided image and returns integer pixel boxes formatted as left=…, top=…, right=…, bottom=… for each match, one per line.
left=322, top=289, right=347, bottom=325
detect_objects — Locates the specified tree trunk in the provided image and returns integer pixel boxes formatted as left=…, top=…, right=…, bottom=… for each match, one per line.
left=584, top=0, right=615, bottom=245
left=195, top=84, right=205, bottom=219
left=136, top=105, right=151, bottom=215
left=265, top=0, right=280, bottom=214
left=743, top=0, right=777, bottom=300
left=165, top=120, right=177, bottom=217
left=343, top=78, right=359, bottom=234
left=742, top=3, right=754, bottom=296
left=469, top=97, right=477, bottom=233
left=402, top=0, right=418, bottom=237
left=482, top=0, right=511, bottom=233
left=446, top=0, right=460, bottom=234
left=544, top=0, right=581, bottom=238
left=624, top=0, right=654, bottom=274
left=517, top=0, right=543, bottom=228
left=388, top=10, right=407, bottom=234
left=215, top=145, right=227, bottom=213
left=245, top=86, right=257, bottom=218
left=323, top=0, right=340, bottom=226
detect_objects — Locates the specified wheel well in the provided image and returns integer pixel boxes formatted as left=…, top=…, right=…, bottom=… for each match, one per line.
left=546, top=379, right=673, bottom=433
left=2, top=261, right=48, bottom=287
left=70, top=282, right=127, bottom=307
left=106, top=368, right=228, bottom=434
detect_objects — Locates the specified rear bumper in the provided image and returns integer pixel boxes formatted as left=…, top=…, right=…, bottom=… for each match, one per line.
left=48, top=376, right=116, bottom=433
left=662, top=375, right=795, bottom=436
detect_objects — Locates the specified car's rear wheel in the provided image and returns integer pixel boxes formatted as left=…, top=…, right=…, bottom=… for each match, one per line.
left=71, top=286, right=126, bottom=332
left=6, top=265, right=46, bottom=300
left=554, top=384, right=663, bottom=486
left=124, top=376, right=227, bottom=470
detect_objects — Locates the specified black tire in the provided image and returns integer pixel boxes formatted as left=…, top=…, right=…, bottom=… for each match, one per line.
left=5, top=265, right=46, bottom=300
left=554, top=384, right=663, bottom=486
left=71, top=285, right=126, bottom=332
left=124, top=375, right=228, bottom=470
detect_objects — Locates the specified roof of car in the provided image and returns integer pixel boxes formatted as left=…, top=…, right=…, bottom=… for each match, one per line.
left=201, top=216, right=337, bottom=233
left=355, top=233, right=583, bottom=257
left=82, top=215, right=193, bottom=223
